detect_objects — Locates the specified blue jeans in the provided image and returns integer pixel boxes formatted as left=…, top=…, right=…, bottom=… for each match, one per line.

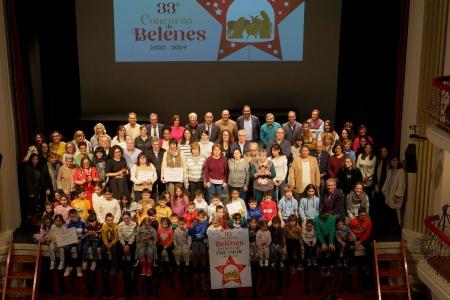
left=270, top=243, right=283, bottom=262
left=101, top=244, right=118, bottom=272
left=253, top=188, right=274, bottom=203
left=208, top=184, right=224, bottom=202
left=82, top=239, right=100, bottom=261
left=228, top=186, right=247, bottom=201
left=274, top=183, right=286, bottom=203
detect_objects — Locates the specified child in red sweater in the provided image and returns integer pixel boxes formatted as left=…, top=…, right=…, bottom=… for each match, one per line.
left=157, top=217, right=174, bottom=265
left=260, top=191, right=278, bottom=226
left=183, top=202, right=198, bottom=228
left=215, top=205, right=229, bottom=229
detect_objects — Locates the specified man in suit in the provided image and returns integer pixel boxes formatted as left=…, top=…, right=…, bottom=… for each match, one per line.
left=147, top=137, right=166, bottom=199
left=236, top=105, right=260, bottom=142
left=282, top=111, right=302, bottom=145
left=195, top=112, right=220, bottom=142
left=230, top=130, right=250, bottom=155
left=146, top=113, right=165, bottom=139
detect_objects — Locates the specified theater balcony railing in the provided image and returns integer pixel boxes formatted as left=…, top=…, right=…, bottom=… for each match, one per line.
left=418, top=205, right=450, bottom=300
left=426, top=76, right=450, bottom=151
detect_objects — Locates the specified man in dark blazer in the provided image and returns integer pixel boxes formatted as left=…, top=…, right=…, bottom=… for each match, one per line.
left=147, top=137, right=166, bottom=199
left=236, top=105, right=260, bottom=142
left=230, top=130, right=250, bottom=155
left=282, top=111, right=302, bottom=145
left=195, top=111, right=220, bottom=142
left=146, top=113, right=165, bottom=139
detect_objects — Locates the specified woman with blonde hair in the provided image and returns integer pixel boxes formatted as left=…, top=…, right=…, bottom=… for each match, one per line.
left=72, top=130, right=92, bottom=153
left=90, top=123, right=111, bottom=150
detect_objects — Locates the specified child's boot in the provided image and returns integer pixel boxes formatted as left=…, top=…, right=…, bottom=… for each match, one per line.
left=146, top=260, right=153, bottom=276
left=140, top=260, right=146, bottom=276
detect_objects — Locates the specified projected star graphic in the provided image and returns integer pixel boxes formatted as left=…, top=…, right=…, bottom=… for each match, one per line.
left=197, top=0, right=304, bottom=60
left=215, top=255, right=247, bottom=285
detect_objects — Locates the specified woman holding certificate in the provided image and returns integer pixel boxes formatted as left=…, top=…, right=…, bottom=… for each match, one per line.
left=106, top=145, right=130, bottom=200
left=130, top=153, right=157, bottom=201
left=161, top=138, right=186, bottom=197
left=204, top=144, right=228, bottom=200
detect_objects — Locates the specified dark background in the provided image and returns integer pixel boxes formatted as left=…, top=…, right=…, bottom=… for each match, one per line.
left=6, top=0, right=408, bottom=156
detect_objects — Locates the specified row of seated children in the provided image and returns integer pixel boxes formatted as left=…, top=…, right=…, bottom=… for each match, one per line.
left=34, top=183, right=371, bottom=278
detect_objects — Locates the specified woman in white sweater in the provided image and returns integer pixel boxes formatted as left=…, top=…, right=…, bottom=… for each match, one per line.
left=268, top=144, right=288, bottom=202
left=95, top=187, right=121, bottom=224
left=130, top=153, right=157, bottom=201
left=356, top=143, right=377, bottom=195
left=382, top=156, right=406, bottom=227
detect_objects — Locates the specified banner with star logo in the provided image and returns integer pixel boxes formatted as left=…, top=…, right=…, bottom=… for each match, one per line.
left=208, top=229, right=252, bottom=289
left=114, top=0, right=304, bottom=61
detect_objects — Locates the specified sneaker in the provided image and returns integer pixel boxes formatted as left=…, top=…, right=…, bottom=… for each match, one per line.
left=82, top=261, right=88, bottom=270
left=58, top=261, right=65, bottom=270
left=270, top=262, right=276, bottom=268
left=312, top=258, right=318, bottom=267
left=50, top=261, right=56, bottom=270
left=343, top=259, right=349, bottom=268
left=133, top=259, right=139, bottom=267
left=76, top=267, right=83, bottom=277
left=297, top=264, right=304, bottom=271
left=264, top=260, right=269, bottom=267
left=259, top=260, right=264, bottom=267
left=279, top=262, right=285, bottom=269
left=90, top=261, right=97, bottom=271
left=64, top=267, right=72, bottom=277
left=306, top=259, right=312, bottom=267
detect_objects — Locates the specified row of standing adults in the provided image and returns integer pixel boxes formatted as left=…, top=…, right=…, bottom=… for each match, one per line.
left=22, top=106, right=405, bottom=232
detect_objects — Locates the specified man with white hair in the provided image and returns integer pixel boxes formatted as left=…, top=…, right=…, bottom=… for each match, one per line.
left=230, top=130, right=250, bottom=155
left=260, top=113, right=281, bottom=148
left=124, top=112, right=141, bottom=140
left=215, top=109, right=238, bottom=140
left=196, top=112, right=220, bottom=142
left=266, top=127, right=292, bottom=162
left=185, top=112, right=200, bottom=138
left=123, top=136, right=142, bottom=169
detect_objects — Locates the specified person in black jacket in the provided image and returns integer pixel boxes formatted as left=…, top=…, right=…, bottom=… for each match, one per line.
left=24, top=154, right=44, bottom=219
left=320, top=178, right=345, bottom=220
left=147, top=137, right=166, bottom=200
left=311, top=141, right=330, bottom=189
left=269, top=216, right=285, bottom=268
left=337, top=157, right=363, bottom=195
left=40, top=152, right=62, bottom=202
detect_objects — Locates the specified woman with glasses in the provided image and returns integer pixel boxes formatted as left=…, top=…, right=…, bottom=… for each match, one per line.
left=105, top=145, right=130, bottom=200
left=73, top=156, right=100, bottom=206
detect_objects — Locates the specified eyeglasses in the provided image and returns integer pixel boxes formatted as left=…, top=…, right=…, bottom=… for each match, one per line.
left=114, top=150, right=121, bottom=154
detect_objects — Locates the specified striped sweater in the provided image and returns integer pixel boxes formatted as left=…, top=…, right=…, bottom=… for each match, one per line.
left=185, top=155, right=206, bottom=182
left=118, top=221, right=137, bottom=246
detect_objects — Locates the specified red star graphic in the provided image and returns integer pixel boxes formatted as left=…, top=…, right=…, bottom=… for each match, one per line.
left=197, top=0, right=305, bottom=60
left=215, top=255, right=247, bottom=285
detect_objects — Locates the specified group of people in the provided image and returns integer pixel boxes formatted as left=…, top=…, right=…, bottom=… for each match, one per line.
left=25, top=105, right=406, bottom=284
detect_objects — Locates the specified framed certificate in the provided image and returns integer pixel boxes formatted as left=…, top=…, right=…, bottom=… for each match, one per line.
left=56, top=227, right=78, bottom=247
left=226, top=201, right=244, bottom=216
left=137, top=171, right=154, bottom=182
left=164, top=167, right=183, bottom=182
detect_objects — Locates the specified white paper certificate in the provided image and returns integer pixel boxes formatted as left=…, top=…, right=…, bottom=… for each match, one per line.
left=164, top=167, right=183, bottom=182
left=226, top=201, right=244, bottom=216
left=56, top=227, right=79, bottom=247
left=137, top=171, right=154, bottom=182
